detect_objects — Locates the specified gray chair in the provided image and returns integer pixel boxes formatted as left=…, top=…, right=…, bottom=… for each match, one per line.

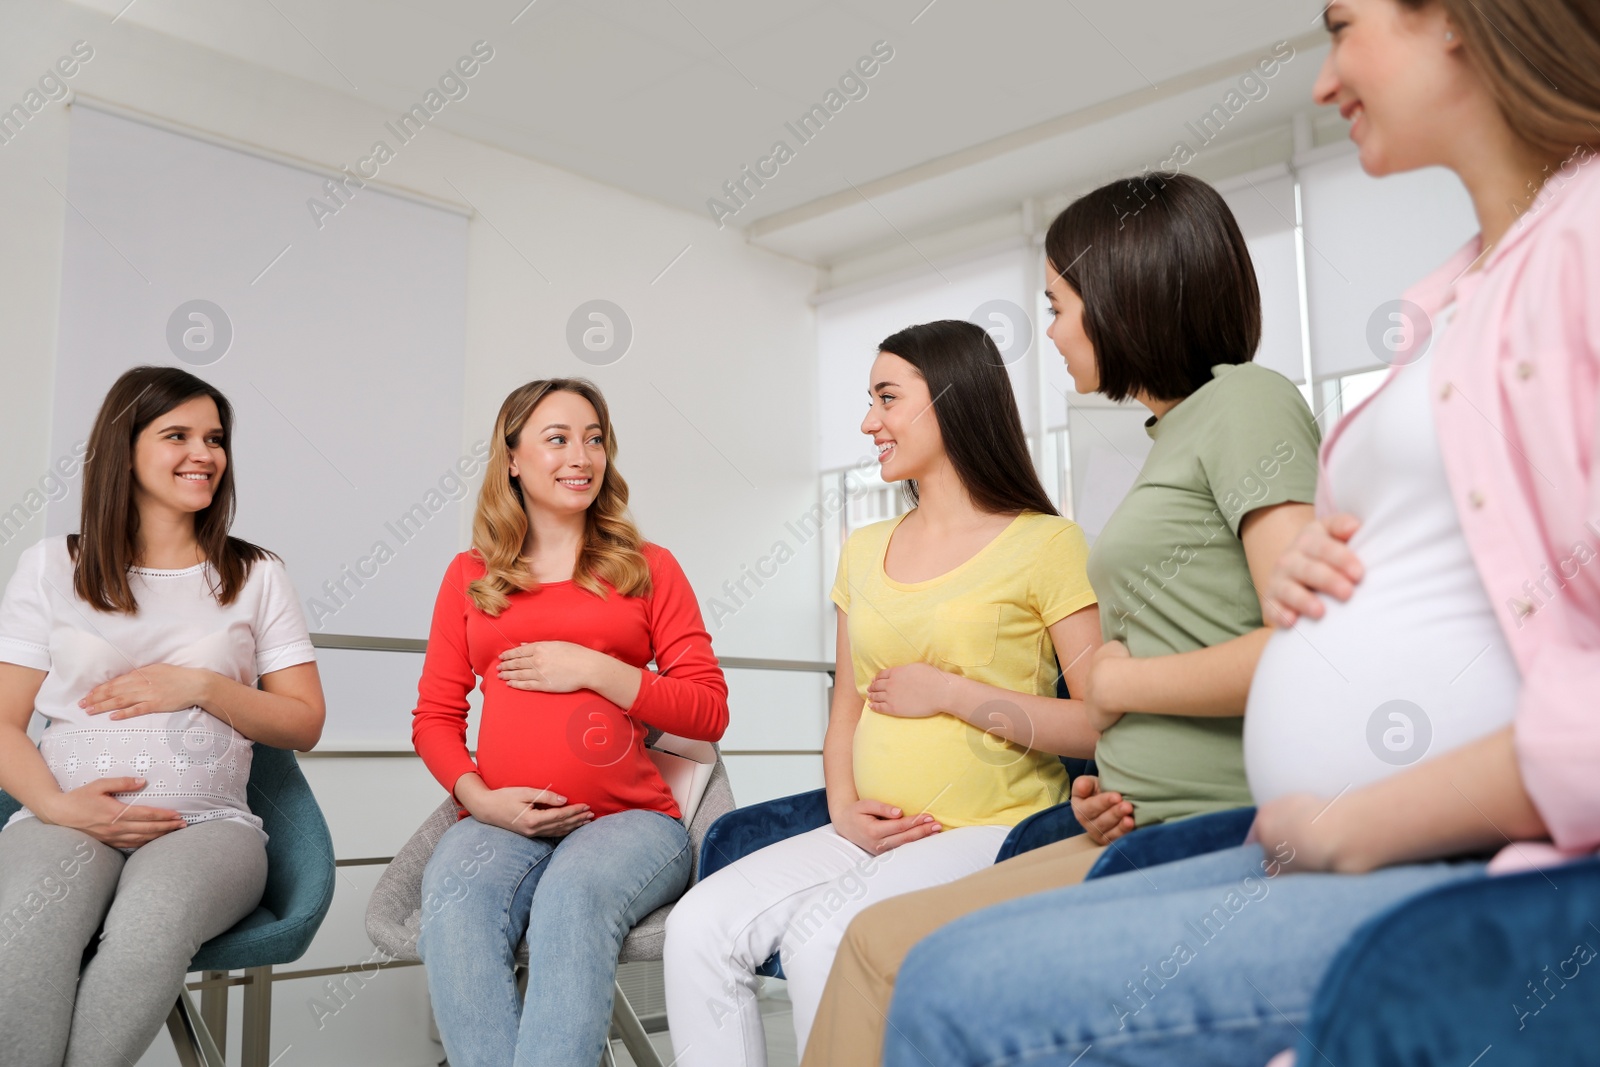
left=365, top=737, right=734, bottom=1067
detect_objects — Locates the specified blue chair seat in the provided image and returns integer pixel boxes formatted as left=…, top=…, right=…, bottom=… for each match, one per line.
left=1084, top=805, right=1257, bottom=880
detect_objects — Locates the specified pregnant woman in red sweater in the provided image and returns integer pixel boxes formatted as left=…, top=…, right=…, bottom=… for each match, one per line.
left=411, top=378, right=729, bottom=1067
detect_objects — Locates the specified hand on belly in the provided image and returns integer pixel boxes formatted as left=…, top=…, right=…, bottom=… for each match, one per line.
left=1261, top=513, right=1365, bottom=628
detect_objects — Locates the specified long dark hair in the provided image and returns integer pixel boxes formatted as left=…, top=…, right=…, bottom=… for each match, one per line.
left=1044, top=172, right=1261, bottom=403
left=70, top=365, right=272, bottom=613
left=877, top=319, right=1058, bottom=517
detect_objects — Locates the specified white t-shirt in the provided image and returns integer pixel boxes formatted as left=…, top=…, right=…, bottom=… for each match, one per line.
left=1245, top=306, right=1521, bottom=802
left=0, top=535, right=316, bottom=845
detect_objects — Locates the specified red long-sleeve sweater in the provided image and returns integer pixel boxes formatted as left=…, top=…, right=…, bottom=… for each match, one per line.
left=411, top=544, right=728, bottom=820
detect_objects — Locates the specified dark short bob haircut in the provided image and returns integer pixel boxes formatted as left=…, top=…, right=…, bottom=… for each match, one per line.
left=1044, top=171, right=1261, bottom=404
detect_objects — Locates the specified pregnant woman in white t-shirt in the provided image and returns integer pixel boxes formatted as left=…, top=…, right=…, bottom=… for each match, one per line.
left=1245, top=305, right=1521, bottom=799
left=0, top=366, right=326, bottom=1067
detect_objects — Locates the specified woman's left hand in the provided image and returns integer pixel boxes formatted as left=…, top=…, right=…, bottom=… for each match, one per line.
left=499, top=641, right=601, bottom=693
left=867, top=663, right=956, bottom=718
left=1082, top=641, right=1132, bottom=734
left=80, top=664, right=213, bottom=720
left=1252, top=792, right=1342, bottom=873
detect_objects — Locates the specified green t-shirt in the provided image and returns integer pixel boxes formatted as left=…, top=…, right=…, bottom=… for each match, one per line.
left=1087, top=362, right=1320, bottom=826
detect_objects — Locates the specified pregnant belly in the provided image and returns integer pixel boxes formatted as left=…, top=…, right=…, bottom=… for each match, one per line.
left=473, top=691, right=653, bottom=814
left=37, top=711, right=256, bottom=821
left=1244, top=583, right=1519, bottom=805
left=851, top=707, right=1065, bottom=829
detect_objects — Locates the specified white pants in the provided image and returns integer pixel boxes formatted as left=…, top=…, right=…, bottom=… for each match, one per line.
left=663, top=822, right=1009, bottom=1067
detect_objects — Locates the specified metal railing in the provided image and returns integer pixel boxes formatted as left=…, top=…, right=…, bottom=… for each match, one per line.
left=298, top=632, right=831, bottom=759
left=311, top=630, right=835, bottom=676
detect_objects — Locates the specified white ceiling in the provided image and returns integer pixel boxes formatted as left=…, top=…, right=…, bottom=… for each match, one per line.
left=67, top=0, right=1340, bottom=266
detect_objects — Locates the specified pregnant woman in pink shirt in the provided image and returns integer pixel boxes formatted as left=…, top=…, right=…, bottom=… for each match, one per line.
left=880, top=1, right=1600, bottom=1064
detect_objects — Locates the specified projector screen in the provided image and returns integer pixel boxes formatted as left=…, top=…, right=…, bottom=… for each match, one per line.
left=48, top=103, right=470, bottom=645
left=1300, top=146, right=1477, bottom=379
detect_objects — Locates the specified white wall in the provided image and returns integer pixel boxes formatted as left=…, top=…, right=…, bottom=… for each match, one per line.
left=815, top=244, right=1039, bottom=471
left=0, top=7, right=824, bottom=1063
left=0, top=3, right=825, bottom=653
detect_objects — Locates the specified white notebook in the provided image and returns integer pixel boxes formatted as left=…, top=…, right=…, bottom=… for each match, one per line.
left=645, top=733, right=718, bottom=826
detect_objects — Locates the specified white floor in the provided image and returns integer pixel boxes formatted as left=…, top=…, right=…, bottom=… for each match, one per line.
left=133, top=973, right=799, bottom=1067
left=611, top=981, right=797, bottom=1067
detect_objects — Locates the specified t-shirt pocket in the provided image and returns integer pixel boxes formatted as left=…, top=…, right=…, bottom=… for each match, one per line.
left=933, top=603, right=1001, bottom=667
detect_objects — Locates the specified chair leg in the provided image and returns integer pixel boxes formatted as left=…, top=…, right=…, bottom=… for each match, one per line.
left=200, top=970, right=229, bottom=1053
left=166, top=999, right=204, bottom=1067
left=611, top=980, right=664, bottom=1067
left=167, top=988, right=228, bottom=1067
left=240, top=964, right=273, bottom=1067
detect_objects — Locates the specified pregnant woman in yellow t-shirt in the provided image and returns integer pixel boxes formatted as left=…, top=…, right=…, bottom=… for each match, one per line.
left=663, top=318, right=1103, bottom=1067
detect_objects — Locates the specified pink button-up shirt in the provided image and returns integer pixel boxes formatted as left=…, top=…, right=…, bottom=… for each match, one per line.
left=1314, top=150, right=1600, bottom=870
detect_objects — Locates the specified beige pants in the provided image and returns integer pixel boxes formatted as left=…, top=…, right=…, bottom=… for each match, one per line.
left=800, top=833, right=1108, bottom=1067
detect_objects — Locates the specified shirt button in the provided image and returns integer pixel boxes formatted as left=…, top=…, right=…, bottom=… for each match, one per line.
left=1468, top=490, right=1486, bottom=508
left=1512, top=597, right=1536, bottom=618
left=1440, top=382, right=1454, bottom=400
left=1516, top=361, right=1534, bottom=379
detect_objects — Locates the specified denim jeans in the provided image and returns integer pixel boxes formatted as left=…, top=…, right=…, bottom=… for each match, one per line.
left=883, top=843, right=1486, bottom=1067
left=417, top=808, right=690, bottom=1067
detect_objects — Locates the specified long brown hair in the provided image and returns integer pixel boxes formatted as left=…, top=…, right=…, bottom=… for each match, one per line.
left=467, top=379, right=650, bottom=615
left=72, top=365, right=272, bottom=614
left=877, top=320, right=1059, bottom=517
left=1400, top=0, right=1600, bottom=158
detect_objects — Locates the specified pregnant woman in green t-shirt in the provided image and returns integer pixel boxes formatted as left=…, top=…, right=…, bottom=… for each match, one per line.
left=802, top=172, right=1324, bottom=1066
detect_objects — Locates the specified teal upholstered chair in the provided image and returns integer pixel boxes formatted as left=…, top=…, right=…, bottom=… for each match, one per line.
left=0, top=744, right=336, bottom=1067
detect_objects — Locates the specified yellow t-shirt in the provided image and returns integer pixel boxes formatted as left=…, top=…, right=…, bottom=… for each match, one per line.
left=830, top=510, right=1097, bottom=829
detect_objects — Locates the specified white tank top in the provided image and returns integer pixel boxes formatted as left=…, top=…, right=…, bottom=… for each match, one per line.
left=1244, top=307, right=1521, bottom=803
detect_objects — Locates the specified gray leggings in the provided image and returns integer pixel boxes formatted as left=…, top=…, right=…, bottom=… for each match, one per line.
left=0, top=817, right=267, bottom=1067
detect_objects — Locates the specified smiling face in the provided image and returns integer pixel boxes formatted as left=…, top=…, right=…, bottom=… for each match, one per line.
left=1045, top=263, right=1099, bottom=394
left=508, top=388, right=607, bottom=518
left=131, top=395, right=226, bottom=520
left=1314, top=0, right=1464, bottom=176
left=861, top=350, right=945, bottom=482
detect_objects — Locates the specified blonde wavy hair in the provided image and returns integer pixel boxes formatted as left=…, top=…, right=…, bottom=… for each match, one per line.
left=467, top=379, right=651, bottom=615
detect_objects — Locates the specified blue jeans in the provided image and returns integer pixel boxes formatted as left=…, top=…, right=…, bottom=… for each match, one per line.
left=417, top=808, right=690, bottom=1067
left=884, top=843, right=1486, bottom=1066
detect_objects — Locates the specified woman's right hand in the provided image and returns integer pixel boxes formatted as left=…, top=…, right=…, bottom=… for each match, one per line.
left=1071, top=775, right=1134, bottom=846
left=39, top=777, right=188, bottom=849
left=833, top=798, right=942, bottom=855
left=1262, top=513, right=1364, bottom=627
left=458, top=778, right=593, bottom=838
